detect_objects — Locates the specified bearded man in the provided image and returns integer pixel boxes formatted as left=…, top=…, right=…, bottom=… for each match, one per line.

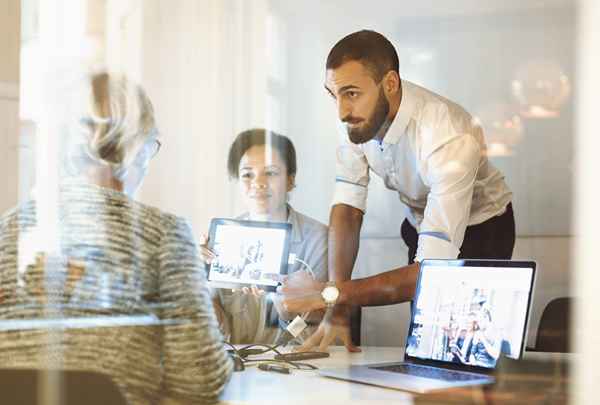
left=284, top=30, right=515, bottom=353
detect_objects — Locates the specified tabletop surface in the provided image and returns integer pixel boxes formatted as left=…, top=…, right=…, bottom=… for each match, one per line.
left=218, top=346, right=572, bottom=405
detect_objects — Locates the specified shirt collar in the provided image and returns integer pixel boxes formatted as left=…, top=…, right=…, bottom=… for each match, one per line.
left=381, top=79, right=416, bottom=145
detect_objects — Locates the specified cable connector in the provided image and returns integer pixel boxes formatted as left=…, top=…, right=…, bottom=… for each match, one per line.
left=276, top=315, right=308, bottom=346
left=288, top=253, right=297, bottom=265
left=288, top=254, right=315, bottom=279
left=287, top=315, right=308, bottom=338
left=258, top=363, right=290, bottom=374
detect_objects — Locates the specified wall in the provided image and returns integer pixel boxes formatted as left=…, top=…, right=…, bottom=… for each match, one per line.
left=133, top=0, right=269, bottom=236
left=574, top=2, right=600, bottom=402
left=10, top=0, right=574, bottom=349
left=0, top=0, right=20, bottom=213
left=0, top=0, right=20, bottom=83
left=14, top=0, right=273, bottom=236
left=277, top=1, right=575, bottom=347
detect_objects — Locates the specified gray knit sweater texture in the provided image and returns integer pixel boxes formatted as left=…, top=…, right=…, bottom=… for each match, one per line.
left=0, top=181, right=233, bottom=404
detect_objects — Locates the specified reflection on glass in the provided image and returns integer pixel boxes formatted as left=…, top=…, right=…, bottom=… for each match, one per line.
left=511, top=60, right=571, bottom=118
left=208, top=129, right=328, bottom=345
left=0, top=73, right=232, bottom=404
left=473, top=103, right=523, bottom=157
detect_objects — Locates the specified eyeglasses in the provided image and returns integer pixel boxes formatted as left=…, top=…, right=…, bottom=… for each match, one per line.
left=134, top=137, right=161, bottom=168
left=149, top=138, right=161, bottom=159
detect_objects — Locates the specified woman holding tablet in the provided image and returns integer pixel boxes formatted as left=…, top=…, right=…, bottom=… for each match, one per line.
left=200, top=129, right=328, bottom=344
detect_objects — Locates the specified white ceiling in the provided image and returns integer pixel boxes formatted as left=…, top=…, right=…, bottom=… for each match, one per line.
left=273, top=0, right=575, bottom=20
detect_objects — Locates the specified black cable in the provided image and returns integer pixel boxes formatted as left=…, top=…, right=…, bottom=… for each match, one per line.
left=223, top=341, right=242, bottom=356
left=223, top=341, right=246, bottom=372
left=223, top=341, right=319, bottom=371
left=244, top=358, right=318, bottom=371
left=236, top=343, right=283, bottom=357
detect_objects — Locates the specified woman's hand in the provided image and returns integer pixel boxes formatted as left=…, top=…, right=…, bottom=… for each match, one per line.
left=212, top=297, right=231, bottom=341
left=198, top=234, right=217, bottom=265
left=241, top=285, right=265, bottom=296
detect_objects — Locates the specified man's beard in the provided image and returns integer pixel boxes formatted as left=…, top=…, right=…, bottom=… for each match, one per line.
left=346, top=86, right=390, bottom=144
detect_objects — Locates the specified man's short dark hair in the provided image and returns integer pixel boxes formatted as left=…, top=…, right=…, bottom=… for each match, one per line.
left=227, top=128, right=297, bottom=179
left=326, top=30, right=399, bottom=82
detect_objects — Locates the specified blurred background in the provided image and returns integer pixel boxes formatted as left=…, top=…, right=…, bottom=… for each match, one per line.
left=1, top=0, right=599, bottom=401
left=0, top=0, right=577, bottom=348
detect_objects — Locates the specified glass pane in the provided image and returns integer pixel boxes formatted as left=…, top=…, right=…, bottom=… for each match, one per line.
left=3, top=0, right=596, bottom=404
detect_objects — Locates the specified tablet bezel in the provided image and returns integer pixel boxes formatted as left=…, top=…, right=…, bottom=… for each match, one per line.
left=206, top=218, right=292, bottom=292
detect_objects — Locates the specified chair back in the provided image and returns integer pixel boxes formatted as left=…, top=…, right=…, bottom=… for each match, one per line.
left=0, top=369, right=127, bottom=405
left=534, top=297, right=571, bottom=353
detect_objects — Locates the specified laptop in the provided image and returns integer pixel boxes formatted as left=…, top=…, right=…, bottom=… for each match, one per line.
left=319, top=259, right=536, bottom=393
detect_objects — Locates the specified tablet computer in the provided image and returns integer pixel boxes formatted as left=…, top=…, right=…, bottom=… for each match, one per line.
left=207, top=218, right=292, bottom=291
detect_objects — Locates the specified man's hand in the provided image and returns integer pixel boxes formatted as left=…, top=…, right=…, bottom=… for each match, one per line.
left=278, top=270, right=326, bottom=313
left=295, top=305, right=361, bottom=353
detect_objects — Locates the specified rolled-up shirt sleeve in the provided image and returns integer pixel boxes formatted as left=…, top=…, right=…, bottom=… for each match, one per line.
left=416, top=121, right=481, bottom=262
left=331, top=140, right=370, bottom=212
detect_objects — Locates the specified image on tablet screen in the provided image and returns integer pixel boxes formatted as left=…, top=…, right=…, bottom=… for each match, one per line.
left=209, top=224, right=287, bottom=287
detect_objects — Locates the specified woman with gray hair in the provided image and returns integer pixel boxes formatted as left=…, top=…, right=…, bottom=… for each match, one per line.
left=0, top=72, right=232, bottom=404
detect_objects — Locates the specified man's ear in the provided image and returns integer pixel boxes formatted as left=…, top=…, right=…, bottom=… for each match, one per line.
left=383, top=70, right=400, bottom=96
left=287, top=175, right=296, bottom=192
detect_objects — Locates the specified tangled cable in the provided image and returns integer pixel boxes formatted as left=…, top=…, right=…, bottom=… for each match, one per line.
left=223, top=342, right=319, bottom=371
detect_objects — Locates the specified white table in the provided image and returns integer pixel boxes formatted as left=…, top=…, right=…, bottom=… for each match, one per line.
left=218, top=347, right=573, bottom=405
left=221, top=346, right=427, bottom=405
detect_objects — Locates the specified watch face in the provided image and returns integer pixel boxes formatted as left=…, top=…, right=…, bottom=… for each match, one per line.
left=322, top=286, right=339, bottom=303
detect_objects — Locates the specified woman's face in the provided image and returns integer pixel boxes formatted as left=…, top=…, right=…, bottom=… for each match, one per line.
left=238, top=145, right=294, bottom=219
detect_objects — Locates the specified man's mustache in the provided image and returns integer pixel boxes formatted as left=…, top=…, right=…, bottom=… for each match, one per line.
left=342, top=116, right=364, bottom=124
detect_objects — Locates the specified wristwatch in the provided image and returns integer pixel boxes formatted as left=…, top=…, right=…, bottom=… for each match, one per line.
left=321, top=281, right=340, bottom=308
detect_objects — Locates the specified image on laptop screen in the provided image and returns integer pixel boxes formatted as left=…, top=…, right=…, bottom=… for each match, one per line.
left=405, top=262, right=534, bottom=369
left=208, top=220, right=290, bottom=287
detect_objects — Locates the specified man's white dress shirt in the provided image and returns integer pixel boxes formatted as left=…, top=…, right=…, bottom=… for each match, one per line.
left=332, top=80, right=512, bottom=262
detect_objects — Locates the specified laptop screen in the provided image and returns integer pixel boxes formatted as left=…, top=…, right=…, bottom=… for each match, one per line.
left=405, top=260, right=535, bottom=369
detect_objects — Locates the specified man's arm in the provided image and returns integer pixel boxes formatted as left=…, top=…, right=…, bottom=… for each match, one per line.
left=298, top=204, right=364, bottom=352
left=336, top=263, right=419, bottom=306
left=280, top=263, right=419, bottom=313
left=328, top=204, right=363, bottom=282
left=290, top=204, right=364, bottom=352
left=304, top=138, right=369, bottom=352
left=279, top=263, right=418, bottom=352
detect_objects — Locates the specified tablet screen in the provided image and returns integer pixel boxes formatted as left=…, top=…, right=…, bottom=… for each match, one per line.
left=207, top=219, right=292, bottom=288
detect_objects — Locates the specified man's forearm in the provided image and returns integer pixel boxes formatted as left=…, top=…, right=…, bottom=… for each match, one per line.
left=305, top=308, right=325, bottom=324
left=329, top=204, right=363, bottom=282
left=337, top=263, right=419, bottom=307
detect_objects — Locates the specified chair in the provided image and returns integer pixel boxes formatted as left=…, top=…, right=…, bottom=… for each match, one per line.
left=529, top=297, right=572, bottom=353
left=0, top=369, right=127, bottom=405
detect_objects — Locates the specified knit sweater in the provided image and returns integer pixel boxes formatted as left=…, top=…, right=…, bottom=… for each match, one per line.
left=0, top=181, right=232, bottom=404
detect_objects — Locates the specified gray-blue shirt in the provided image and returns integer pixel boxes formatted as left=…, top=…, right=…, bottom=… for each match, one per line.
left=215, top=205, right=328, bottom=344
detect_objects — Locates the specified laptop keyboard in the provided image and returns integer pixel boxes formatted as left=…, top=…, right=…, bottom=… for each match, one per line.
left=370, top=363, right=486, bottom=382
